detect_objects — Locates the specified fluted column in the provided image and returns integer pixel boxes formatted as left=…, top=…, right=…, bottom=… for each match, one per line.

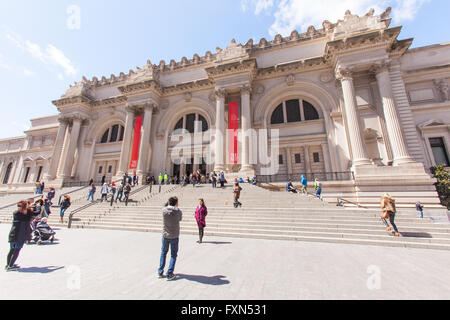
left=117, top=105, right=136, bottom=175
left=304, top=146, right=311, bottom=175
left=374, top=62, right=415, bottom=166
left=240, top=85, right=254, bottom=172
left=285, top=147, right=293, bottom=175
left=60, top=115, right=83, bottom=179
left=321, top=143, right=331, bottom=173
left=214, top=89, right=225, bottom=172
left=46, top=118, right=69, bottom=180
left=336, top=68, right=371, bottom=166
left=136, top=104, right=154, bottom=176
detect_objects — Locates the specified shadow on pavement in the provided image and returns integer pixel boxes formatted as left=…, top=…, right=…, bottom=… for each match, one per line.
left=175, top=274, right=230, bottom=285
left=18, top=266, right=65, bottom=274
left=200, top=241, right=232, bottom=245
left=400, top=232, right=433, bottom=238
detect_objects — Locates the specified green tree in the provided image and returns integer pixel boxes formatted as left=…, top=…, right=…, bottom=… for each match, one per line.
left=430, top=164, right=450, bottom=209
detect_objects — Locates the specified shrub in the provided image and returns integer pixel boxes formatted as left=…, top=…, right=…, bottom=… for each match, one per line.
left=430, top=164, right=450, bottom=209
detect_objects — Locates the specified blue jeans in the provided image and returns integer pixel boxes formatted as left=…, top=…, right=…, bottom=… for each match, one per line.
left=158, top=237, right=179, bottom=276
left=87, top=192, right=94, bottom=201
left=10, top=242, right=24, bottom=250
left=60, top=207, right=68, bottom=218
left=315, top=188, right=322, bottom=199
left=417, top=210, right=423, bottom=219
left=116, top=191, right=123, bottom=201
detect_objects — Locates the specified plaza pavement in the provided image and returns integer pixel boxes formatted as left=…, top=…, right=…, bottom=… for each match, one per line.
left=0, top=224, right=450, bottom=300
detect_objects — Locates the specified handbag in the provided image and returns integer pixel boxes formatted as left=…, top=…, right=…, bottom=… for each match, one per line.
left=381, top=210, right=389, bottom=219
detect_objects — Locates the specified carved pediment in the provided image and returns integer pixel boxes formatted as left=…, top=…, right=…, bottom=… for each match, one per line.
left=215, top=39, right=249, bottom=64
left=418, top=119, right=446, bottom=129
left=61, top=81, right=95, bottom=100
left=333, top=7, right=391, bottom=40
left=126, top=60, right=160, bottom=85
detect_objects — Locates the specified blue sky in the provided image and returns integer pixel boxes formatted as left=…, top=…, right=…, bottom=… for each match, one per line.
left=0, top=0, right=449, bottom=139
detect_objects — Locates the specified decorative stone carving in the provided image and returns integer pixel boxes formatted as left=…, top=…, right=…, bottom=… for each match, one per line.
left=335, top=67, right=353, bottom=81
left=184, top=92, right=192, bottom=102
left=215, top=39, right=249, bottom=63
left=61, top=81, right=94, bottom=99
left=160, top=99, right=169, bottom=110
left=333, top=7, right=391, bottom=40
left=126, top=60, right=159, bottom=84
left=254, top=84, right=265, bottom=95
left=322, top=20, right=333, bottom=33
left=286, top=74, right=295, bottom=86
left=290, top=30, right=299, bottom=41
left=215, top=89, right=226, bottom=100
left=434, top=79, right=450, bottom=101
left=208, top=91, right=216, bottom=103
left=320, top=72, right=334, bottom=83
left=274, top=34, right=283, bottom=44
left=240, top=85, right=252, bottom=95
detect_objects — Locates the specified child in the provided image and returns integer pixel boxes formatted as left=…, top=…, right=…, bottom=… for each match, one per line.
left=416, top=201, right=424, bottom=219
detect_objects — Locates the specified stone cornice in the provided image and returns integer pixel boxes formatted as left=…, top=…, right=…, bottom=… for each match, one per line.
left=118, top=79, right=163, bottom=96
left=52, top=95, right=92, bottom=107
left=162, top=79, right=213, bottom=95
left=256, top=57, right=327, bottom=78
left=90, top=95, right=127, bottom=107
left=205, top=58, right=257, bottom=81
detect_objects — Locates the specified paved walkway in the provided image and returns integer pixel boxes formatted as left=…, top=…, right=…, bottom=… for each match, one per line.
left=1, top=224, right=450, bottom=300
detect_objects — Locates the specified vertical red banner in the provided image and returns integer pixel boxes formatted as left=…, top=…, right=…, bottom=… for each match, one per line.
left=129, top=116, right=143, bottom=170
left=228, top=102, right=239, bottom=164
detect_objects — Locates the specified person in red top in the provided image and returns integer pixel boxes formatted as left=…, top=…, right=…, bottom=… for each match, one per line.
left=194, top=199, right=208, bottom=243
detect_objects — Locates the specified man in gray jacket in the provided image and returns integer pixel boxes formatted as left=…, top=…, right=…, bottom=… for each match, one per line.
left=158, top=196, right=182, bottom=280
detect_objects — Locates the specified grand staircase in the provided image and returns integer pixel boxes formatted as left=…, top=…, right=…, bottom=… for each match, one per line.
left=0, top=183, right=449, bottom=250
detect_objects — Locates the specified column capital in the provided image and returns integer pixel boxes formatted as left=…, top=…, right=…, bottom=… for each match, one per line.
left=240, top=85, right=252, bottom=96
left=371, top=60, right=391, bottom=76
left=335, top=67, right=354, bottom=81
left=215, top=88, right=226, bottom=100
left=57, top=116, right=71, bottom=125
left=142, top=102, right=156, bottom=112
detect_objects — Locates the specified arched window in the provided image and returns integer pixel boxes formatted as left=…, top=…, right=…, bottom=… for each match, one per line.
left=173, top=113, right=209, bottom=133
left=3, top=162, right=12, bottom=184
left=270, top=99, right=320, bottom=125
left=99, top=124, right=125, bottom=144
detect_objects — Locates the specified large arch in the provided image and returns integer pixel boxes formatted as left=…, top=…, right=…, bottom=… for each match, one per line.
left=85, top=112, right=126, bottom=143
left=253, top=79, right=340, bottom=172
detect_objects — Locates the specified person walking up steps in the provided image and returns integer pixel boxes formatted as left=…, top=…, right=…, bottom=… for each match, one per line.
left=87, top=183, right=96, bottom=202
left=110, top=183, right=117, bottom=206
left=301, top=175, right=308, bottom=195
left=5, top=201, right=33, bottom=271
left=101, top=183, right=109, bottom=202
left=314, top=178, right=322, bottom=200
left=416, top=201, right=424, bottom=219
left=59, top=195, right=71, bottom=223
left=158, top=173, right=163, bottom=185
left=219, top=171, right=225, bottom=188
left=195, top=199, right=208, bottom=244
left=233, top=182, right=243, bottom=208
left=158, top=197, right=182, bottom=280
left=381, top=193, right=400, bottom=237
left=116, top=182, right=124, bottom=202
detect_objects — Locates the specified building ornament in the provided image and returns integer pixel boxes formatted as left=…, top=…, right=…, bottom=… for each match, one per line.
left=335, top=67, right=353, bottom=81
left=285, top=74, right=295, bottom=86
left=434, top=79, right=450, bottom=101
left=215, top=89, right=226, bottom=100
left=240, top=85, right=252, bottom=96
left=184, top=92, right=192, bottom=102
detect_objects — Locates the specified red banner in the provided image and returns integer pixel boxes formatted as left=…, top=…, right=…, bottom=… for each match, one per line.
left=228, top=102, right=239, bottom=164
left=129, top=116, right=143, bottom=170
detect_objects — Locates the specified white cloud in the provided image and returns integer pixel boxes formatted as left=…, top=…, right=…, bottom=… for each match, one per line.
left=5, top=30, right=78, bottom=76
left=241, top=0, right=274, bottom=14
left=23, top=68, right=36, bottom=77
left=242, top=0, right=431, bottom=37
left=0, top=54, right=13, bottom=70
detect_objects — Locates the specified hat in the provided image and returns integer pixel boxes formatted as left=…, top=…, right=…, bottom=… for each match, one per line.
left=41, top=217, right=48, bottom=222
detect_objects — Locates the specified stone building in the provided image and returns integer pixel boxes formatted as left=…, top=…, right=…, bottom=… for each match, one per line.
left=0, top=8, right=449, bottom=206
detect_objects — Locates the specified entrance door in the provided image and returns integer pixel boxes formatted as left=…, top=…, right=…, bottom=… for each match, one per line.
left=173, top=164, right=180, bottom=178
left=185, top=158, right=194, bottom=176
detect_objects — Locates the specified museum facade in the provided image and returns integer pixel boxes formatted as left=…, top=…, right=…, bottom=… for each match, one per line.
left=0, top=8, right=449, bottom=205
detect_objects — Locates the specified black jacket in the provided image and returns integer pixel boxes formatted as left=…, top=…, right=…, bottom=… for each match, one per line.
left=61, top=198, right=71, bottom=209
left=8, top=210, right=33, bottom=243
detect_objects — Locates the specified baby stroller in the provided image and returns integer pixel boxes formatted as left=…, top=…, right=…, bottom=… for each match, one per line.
left=31, top=217, right=55, bottom=245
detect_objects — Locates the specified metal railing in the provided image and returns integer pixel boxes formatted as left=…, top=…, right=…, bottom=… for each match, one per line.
left=256, top=172, right=354, bottom=183
left=0, top=194, right=43, bottom=212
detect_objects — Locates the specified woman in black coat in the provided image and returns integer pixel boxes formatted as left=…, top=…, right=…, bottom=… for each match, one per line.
left=6, top=201, right=33, bottom=271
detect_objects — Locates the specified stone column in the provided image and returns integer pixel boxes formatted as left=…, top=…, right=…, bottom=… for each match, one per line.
left=240, top=85, right=253, bottom=172
left=136, top=104, right=154, bottom=177
left=214, top=89, right=225, bottom=172
left=46, top=118, right=69, bottom=180
left=304, top=146, right=311, bottom=175
left=374, top=62, right=415, bottom=166
left=321, top=143, right=331, bottom=173
left=285, top=147, right=293, bottom=175
left=117, top=105, right=136, bottom=176
left=336, top=68, right=372, bottom=166
left=60, top=115, right=83, bottom=179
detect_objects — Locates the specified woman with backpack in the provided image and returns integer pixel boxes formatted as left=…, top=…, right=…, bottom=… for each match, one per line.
left=195, top=199, right=208, bottom=243
left=381, top=193, right=400, bottom=237
left=59, top=195, right=71, bottom=223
